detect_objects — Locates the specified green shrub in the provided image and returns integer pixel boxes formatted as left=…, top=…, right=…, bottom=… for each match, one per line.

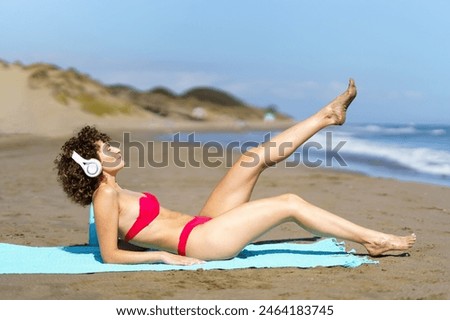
left=147, top=86, right=177, bottom=98
left=181, top=87, right=245, bottom=107
left=77, top=94, right=132, bottom=116
left=54, top=91, right=69, bottom=105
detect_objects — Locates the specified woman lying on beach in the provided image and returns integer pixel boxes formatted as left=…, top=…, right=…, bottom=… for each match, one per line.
left=55, top=79, right=416, bottom=265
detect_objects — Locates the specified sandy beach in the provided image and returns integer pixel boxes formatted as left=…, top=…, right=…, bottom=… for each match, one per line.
left=0, top=129, right=449, bottom=300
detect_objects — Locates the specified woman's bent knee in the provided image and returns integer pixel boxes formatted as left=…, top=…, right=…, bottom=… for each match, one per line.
left=277, top=193, right=308, bottom=212
left=278, top=193, right=306, bottom=203
left=238, top=147, right=270, bottom=171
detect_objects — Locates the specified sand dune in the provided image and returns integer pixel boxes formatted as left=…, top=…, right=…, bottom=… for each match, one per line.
left=0, top=61, right=291, bottom=137
left=0, top=63, right=154, bottom=136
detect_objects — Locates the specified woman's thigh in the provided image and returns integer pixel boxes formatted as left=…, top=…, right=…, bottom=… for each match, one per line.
left=188, top=195, right=293, bottom=260
left=199, top=153, right=264, bottom=218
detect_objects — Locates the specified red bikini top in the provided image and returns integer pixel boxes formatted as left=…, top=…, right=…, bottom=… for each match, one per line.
left=124, top=192, right=160, bottom=242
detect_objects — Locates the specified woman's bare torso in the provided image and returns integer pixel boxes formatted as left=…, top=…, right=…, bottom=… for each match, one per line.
left=111, top=189, right=192, bottom=252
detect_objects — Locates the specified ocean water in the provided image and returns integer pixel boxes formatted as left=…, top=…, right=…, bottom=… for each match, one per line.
left=312, top=123, right=450, bottom=187
left=156, top=123, right=450, bottom=187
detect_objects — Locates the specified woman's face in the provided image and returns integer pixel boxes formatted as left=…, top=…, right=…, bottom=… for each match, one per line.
left=96, top=140, right=125, bottom=174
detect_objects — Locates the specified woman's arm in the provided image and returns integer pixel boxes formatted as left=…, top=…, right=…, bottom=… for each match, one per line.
left=100, top=246, right=204, bottom=265
left=93, top=187, right=203, bottom=265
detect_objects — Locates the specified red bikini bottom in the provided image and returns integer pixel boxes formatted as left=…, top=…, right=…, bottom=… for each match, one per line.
left=178, top=216, right=212, bottom=256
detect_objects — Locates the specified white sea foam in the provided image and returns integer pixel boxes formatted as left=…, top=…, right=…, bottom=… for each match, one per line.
left=312, top=132, right=450, bottom=176
left=430, top=129, right=446, bottom=136
left=357, top=124, right=418, bottom=135
left=349, top=124, right=448, bottom=137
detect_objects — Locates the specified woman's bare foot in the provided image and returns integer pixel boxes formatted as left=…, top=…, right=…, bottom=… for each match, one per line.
left=363, top=233, right=417, bottom=257
left=322, top=78, right=357, bottom=125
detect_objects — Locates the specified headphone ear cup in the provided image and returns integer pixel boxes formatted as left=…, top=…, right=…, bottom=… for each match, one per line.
left=83, top=159, right=102, bottom=178
left=72, top=151, right=102, bottom=178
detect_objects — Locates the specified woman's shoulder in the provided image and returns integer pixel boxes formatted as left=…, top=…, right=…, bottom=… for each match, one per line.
left=92, top=185, right=121, bottom=217
left=93, top=184, right=119, bottom=202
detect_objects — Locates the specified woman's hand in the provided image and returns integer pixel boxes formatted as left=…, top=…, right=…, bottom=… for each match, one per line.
left=159, top=252, right=206, bottom=266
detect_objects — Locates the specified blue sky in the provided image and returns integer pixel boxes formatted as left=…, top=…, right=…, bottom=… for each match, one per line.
left=1, top=0, right=449, bottom=123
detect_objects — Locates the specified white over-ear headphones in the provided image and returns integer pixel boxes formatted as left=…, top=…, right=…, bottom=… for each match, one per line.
left=71, top=151, right=102, bottom=178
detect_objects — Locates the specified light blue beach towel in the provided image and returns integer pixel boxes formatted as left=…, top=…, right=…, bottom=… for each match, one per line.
left=0, top=205, right=377, bottom=274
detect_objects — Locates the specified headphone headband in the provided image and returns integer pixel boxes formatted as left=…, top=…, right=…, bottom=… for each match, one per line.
left=71, top=151, right=85, bottom=167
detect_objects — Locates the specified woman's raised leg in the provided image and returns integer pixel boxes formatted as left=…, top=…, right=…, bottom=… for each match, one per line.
left=188, top=193, right=416, bottom=260
left=199, top=79, right=357, bottom=217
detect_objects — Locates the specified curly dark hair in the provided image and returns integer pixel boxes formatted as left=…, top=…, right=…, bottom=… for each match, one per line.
left=54, top=125, right=111, bottom=206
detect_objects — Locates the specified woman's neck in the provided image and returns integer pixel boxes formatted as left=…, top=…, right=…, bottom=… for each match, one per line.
left=100, top=173, right=121, bottom=191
